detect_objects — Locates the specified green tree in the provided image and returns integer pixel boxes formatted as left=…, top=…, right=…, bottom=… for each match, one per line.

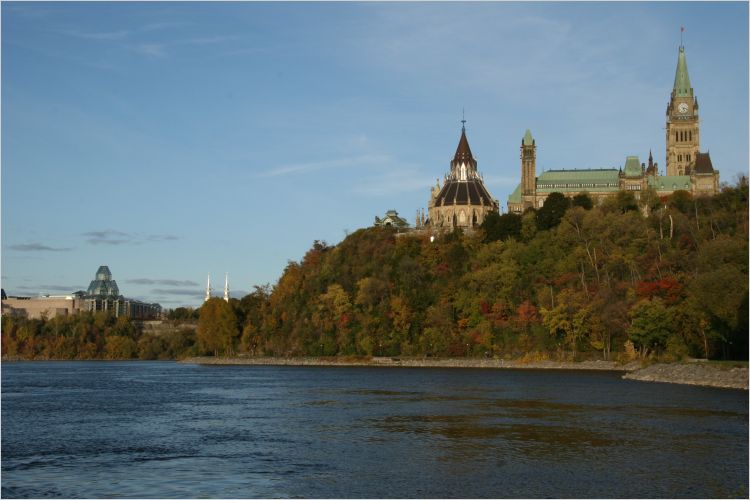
left=537, top=192, right=570, bottom=230
left=571, top=192, right=593, bottom=210
left=481, top=211, right=522, bottom=242
left=197, top=298, right=240, bottom=356
left=105, top=335, right=138, bottom=359
left=627, top=298, right=674, bottom=357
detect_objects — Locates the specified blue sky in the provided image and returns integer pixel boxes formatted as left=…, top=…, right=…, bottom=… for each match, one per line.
left=2, top=2, right=748, bottom=308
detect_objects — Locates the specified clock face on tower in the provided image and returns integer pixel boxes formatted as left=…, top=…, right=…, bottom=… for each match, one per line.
left=678, top=102, right=689, bottom=114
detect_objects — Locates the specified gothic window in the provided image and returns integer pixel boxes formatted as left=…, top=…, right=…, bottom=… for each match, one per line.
left=460, top=164, right=467, bottom=181
left=689, top=131, right=692, bottom=141
left=459, top=211, right=466, bottom=225
left=687, top=154, right=691, bottom=162
left=678, top=154, right=682, bottom=162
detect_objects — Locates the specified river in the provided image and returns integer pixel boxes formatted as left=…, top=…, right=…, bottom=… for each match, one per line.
left=2, top=361, right=747, bottom=498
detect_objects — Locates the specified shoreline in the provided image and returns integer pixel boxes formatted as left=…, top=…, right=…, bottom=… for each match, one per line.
left=181, top=356, right=748, bottom=390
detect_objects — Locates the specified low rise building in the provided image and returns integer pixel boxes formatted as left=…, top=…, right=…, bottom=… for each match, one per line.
left=1, top=266, right=161, bottom=320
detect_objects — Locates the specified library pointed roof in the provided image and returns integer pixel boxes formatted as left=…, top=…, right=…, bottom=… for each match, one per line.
left=453, top=126, right=475, bottom=165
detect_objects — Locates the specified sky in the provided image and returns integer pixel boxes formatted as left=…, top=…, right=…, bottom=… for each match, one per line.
left=2, top=1, right=748, bottom=308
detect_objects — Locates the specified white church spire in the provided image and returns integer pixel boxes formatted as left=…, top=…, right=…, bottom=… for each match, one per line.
left=205, top=274, right=212, bottom=302
left=223, top=273, right=229, bottom=302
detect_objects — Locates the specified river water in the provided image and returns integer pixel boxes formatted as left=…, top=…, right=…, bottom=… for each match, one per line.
left=1, top=361, right=747, bottom=498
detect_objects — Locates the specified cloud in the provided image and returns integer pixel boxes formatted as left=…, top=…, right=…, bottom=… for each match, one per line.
left=133, top=35, right=241, bottom=58
left=352, top=167, right=433, bottom=196
left=61, top=29, right=131, bottom=40
left=151, top=288, right=204, bottom=297
left=127, top=278, right=199, bottom=287
left=15, top=284, right=86, bottom=293
left=146, top=234, right=180, bottom=242
left=9, top=243, right=72, bottom=252
left=135, top=43, right=168, bottom=58
left=259, top=154, right=390, bottom=178
left=83, top=230, right=133, bottom=246
left=83, top=230, right=179, bottom=246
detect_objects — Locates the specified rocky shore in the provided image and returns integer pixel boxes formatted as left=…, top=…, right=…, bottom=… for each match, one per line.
left=180, top=356, right=748, bottom=390
left=623, top=362, right=748, bottom=390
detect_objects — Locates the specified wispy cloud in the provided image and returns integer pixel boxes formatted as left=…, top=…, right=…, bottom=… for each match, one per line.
left=83, top=230, right=179, bottom=246
left=61, top=29, right=131, bottom=40
left=83, top=230, right=133, bottom=246
left=135, top=43, right=168, bottom=58
left=9, top=243, right=72, bottom=252
left=259, top=154, right=390, bottom=178
left=146, top=234, right=180, bottom=242
left=16, top=284, right=86, bottom=293
left=353, top=168, right=432, bottom=196
left=151, top=288, right=203, bottom=297
left=127, top=278, right=199, bottom=287
left=133, top=35, right=241, bottom=58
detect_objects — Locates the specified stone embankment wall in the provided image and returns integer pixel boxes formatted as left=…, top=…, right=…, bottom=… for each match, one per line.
left=181, top=356, right=629, bottom=371
left=623, top=362, right=748, bottom=390
left=181, top=356, right=748, bottom=390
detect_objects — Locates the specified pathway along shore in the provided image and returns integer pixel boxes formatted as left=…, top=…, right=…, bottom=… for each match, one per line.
left=181, top=356, right=748, bottom=390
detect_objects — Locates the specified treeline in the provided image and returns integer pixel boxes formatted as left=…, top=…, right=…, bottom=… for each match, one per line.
left=198, top=181, right=748, bottom=361
left=1, top=312, right=196, bottom=360
left=3, top=181, right=747, bottom=362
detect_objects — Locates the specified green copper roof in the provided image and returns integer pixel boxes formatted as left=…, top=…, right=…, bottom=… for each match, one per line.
left=537, top=169, right=619, bottom=182
left=536, top=169, right=620, bottom=193
left=673, top=46, right=693, bottom=97
left=508, top=183, right=522, bottom=203
left=648, top=175, right=692, bottom=191
left=623, top=156, right=642, bottom=178
left=523, top=129, right=534, bottom=146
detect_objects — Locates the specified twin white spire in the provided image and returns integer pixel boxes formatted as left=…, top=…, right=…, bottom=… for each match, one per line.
left=204, top=273, right=230, bottom=302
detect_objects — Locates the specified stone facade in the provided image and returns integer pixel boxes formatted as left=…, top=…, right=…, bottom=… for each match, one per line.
left=507, top=44, right=720, bottom=214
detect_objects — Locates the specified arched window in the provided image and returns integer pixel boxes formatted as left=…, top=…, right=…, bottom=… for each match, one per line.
left=689, top=131, right=692, bottom=141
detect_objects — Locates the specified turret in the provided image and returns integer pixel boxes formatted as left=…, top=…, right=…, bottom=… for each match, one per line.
left=521, top=129, right=536, bottom=198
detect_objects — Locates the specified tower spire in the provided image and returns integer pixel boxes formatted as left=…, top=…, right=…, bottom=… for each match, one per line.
left=673, top=41, right=692, bottom=97
left=461, top=108, right=466, bottom=131
left=223, top=273, right=229, bottom=302
left=205, top=274, right=212, bottom=302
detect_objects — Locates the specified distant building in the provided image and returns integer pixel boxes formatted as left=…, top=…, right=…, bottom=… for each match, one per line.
left=374, top=210, right=410, bottom=229
left=507, top=43, right=720, bottom=213
left=1, top=265, right=161, bottom=320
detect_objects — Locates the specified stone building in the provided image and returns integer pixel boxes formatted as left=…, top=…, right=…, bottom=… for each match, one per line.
left=426, top=123, right=499, bottom=230
left=508, top=43, right=720, bottom=213
left=374, top=210, right=410, bottom=229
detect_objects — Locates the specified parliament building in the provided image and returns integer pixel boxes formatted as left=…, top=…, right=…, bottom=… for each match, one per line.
left=507, top=43, right=720, bottom=213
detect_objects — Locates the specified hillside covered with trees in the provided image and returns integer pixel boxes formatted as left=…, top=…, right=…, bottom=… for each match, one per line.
left=3, top=182, right=748, bottom=361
